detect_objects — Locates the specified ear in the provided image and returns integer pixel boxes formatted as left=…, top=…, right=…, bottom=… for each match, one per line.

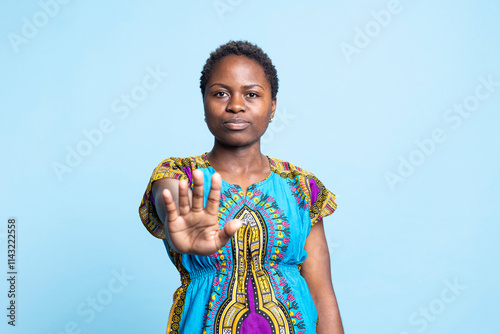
left=270, top=97, right=277, bottom=119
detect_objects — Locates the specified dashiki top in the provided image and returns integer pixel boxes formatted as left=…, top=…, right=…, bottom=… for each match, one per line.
left=139, top=154, right=337, bottom=334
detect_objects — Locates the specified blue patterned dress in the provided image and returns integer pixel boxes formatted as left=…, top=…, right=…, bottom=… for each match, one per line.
left=139, top=154, right=337, bottom=334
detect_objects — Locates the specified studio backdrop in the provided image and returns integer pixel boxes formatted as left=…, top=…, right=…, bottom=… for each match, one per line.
left=1, top=1, right=499, bottom=333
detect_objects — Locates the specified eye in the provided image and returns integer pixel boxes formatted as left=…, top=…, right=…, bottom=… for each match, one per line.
left=214, top=91, right=228, bottom=97
left=246, top=92, right=259, bottom=98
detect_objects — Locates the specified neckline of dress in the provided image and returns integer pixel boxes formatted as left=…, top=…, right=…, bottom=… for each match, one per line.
left=201, top=152, right=275, bottom=190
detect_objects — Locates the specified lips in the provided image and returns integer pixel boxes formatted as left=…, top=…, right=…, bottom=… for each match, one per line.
left=223, top=118, right=250, bottom=130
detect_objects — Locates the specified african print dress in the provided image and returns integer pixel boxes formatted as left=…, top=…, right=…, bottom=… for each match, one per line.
left=139, top=154, right=337, bottom=334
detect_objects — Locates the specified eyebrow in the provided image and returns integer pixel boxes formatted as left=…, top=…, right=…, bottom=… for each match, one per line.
left=208, top=83, right=266, bottom=90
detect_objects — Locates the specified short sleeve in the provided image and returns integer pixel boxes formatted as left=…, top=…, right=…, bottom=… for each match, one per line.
left=138, top=157, right=192, bottom=239
left=308, top=175, right=337, bottom=227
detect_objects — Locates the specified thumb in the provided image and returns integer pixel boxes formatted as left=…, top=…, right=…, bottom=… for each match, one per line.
left=216, top=219, right=243, bottom=247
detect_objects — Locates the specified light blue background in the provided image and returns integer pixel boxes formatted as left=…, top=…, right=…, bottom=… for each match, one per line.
left=1, top=1, right=499, bottom=333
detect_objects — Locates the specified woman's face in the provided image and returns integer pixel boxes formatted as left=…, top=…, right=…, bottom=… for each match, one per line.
left=203, top=55, right=276, bottom=148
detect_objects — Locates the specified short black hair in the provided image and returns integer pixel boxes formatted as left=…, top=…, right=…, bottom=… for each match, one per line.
left=200, top=40, right=279, bottom=99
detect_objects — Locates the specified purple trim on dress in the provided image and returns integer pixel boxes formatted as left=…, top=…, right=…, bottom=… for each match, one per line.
left=182, top=166, right=193, bottom=185
left=308, top=178, right=320, bottom=204
left=240, top=276, right=272, bottom=333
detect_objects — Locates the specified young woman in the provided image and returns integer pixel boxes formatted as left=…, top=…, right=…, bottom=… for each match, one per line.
left=139, top=41, right=344, bottom=333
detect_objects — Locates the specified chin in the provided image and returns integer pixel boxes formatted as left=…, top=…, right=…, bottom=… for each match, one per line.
left=215, top=136, right=260, bottom=149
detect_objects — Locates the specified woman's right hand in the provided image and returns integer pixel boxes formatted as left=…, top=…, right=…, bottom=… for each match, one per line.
left=157, top=169, right=242, bottom=256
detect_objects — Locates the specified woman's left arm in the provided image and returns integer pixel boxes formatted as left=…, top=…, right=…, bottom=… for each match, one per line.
left=301, top=219, right=344, bottom=333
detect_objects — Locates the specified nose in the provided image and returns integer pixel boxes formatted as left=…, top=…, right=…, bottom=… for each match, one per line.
left=226, top=94, right=246, bottom=113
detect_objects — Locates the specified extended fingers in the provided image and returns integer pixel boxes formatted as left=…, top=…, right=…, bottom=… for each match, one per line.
left=191, top=169, right=205, bottom=212
left=206, top=173, right=222, bottom=215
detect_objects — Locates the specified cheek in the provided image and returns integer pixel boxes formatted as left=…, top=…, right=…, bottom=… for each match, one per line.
left=258, top=108, right=273, bottom=123
left=255, top=116, right=272, bottom=135
left=203, top=106, right=217, bottom=122
left=204, top=99, right=226, bottom=115
left=259, top=114, right=271, bottom=125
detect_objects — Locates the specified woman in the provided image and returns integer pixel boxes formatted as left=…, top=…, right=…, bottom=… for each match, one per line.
left=139, top=41, right=344, bottom=333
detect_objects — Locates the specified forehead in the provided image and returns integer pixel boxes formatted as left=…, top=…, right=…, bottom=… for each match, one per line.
left=208, top=55, right=269, bottom=87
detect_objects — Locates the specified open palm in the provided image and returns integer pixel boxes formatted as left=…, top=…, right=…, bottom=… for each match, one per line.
left=162, top=169, right=242, bottom=256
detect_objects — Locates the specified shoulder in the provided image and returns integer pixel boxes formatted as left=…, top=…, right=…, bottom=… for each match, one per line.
left=268, top=156, right=316, bottom=180
left=268, top=156, right=337, bottom=220
left=151, top=154, right=209, bottom=181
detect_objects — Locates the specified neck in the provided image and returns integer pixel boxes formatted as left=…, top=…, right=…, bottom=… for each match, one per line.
left=206, top=140, right=268, bottom=174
